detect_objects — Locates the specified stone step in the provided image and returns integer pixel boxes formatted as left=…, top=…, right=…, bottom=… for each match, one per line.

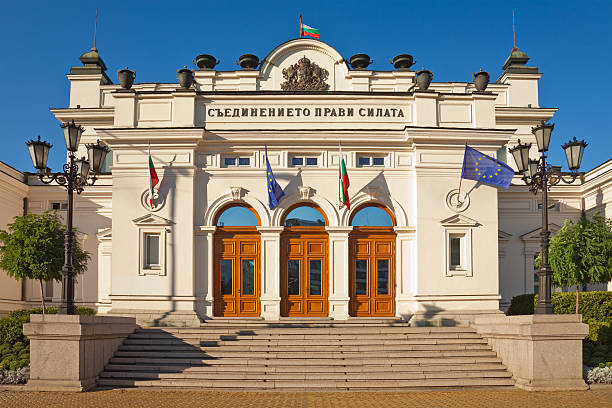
left=112, top=350, right=497, bottom=359
left=108, top=356, right=503, bottom=366
left=137, top=327, right=476, bottom=335
left=127, top=333, right=483, bottom=341
left=104, top=362, right=508, bottom=374
left=118, top=343, right=492, bottom=352
left=123, top=338, right=489, bottom=346
left=99, top=370, right=512, bottom=381
left=97, top=377, right=515, bottom=390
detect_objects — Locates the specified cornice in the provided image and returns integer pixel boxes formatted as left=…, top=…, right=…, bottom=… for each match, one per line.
left=495, top=107, right=557, bottom=123
left=50, top=108, right=115, bottom=126
left=94, top=127, right=205, bottom=147
left=406, top=127, right=516, bottom=145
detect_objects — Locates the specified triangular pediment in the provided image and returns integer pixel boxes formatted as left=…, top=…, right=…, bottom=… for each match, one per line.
left=97, top=228, right=112, bottom=240
left=520, top=223, right=561, bottom=241
left=132, top=214, right=173, bottom=226
left=498, top=229, right=512, bottom=241
left=440, top=214, right=479, bottom=227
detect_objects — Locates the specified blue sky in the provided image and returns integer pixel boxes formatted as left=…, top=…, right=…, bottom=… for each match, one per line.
left=1, top=0, right=610, bottom=173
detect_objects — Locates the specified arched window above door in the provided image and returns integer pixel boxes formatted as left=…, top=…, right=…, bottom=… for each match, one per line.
left=283, top=204, right=326, bottom=227
left=215, top=204, right=260, bottom=227
left=350, top=204, right=394, bottom=227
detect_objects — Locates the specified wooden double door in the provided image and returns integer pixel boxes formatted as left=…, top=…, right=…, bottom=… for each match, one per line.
left=281, top=231, right=329, bottom=317
left=213, top=230, right=261, bottom=317
left=349, top=230, right=396, bottom=316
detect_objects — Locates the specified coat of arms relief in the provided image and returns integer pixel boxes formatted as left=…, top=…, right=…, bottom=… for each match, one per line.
left=281, top=56, right=329, bottom=91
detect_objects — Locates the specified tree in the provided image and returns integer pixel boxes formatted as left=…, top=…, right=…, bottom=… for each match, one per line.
left=543, top=213, right=612, bottom=314
left=0, top=211, right=89, bottom=314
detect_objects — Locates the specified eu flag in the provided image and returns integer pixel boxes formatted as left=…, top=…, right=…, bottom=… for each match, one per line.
left=265, top=146, right=285, bottom=209
left=461, top=145, right=514, bottom=189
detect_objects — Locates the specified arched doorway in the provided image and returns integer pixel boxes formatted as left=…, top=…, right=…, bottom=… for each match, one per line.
left=281, top=203, right=329, bottom=317
left=349, top=203, right=396, bottom=317
left=213, top=204, right=261, bottom=317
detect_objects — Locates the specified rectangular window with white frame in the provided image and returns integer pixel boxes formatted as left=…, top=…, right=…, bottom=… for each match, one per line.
left=289, top=154, right=320, bottom=168
left=139, top=229, right=167, bottom=275
left=222, top=155, right=252, bottom=168
left=443, top=229, right=473, bottom=277
left=357, top=154, right=386, bottom=167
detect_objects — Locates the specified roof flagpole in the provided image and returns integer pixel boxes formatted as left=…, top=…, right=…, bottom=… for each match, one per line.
left=299, top=13, right=302, bottom=38
left=512, top=9, right=518, bottom=51
left=92, top=9, right=98, bottom=52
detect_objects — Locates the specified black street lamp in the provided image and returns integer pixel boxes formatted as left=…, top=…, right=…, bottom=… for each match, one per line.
left=26, top=121, right=109, bottom=314
left=509, top=122, right=587, bottom=314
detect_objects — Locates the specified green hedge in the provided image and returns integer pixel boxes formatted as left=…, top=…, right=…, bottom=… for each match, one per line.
left=0, top=306, right=95, bottom=371
left=507, top=291, right=612, bottom=321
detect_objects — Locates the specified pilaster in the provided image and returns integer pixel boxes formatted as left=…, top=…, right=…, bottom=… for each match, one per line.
left=237, top=71, right=260, bottom=91
left=326, top=226, right=353, bottom=320
left=172, top=90, right=196, bottom=126
left=195, top=226, right=216, bottom=318
left=257, top=226, right=284, bottom=320
left=413, top=90, right=439, bottom=127
left=112, top=91, right=137, bottom=127
left=346, top=71, right=372, bottom=92
left=394, top=226, right=417, bottom=318
left=472, top=92, right=497, bottom=128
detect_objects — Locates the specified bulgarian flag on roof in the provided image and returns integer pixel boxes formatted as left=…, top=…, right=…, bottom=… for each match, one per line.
left=148, top=144, right=159, bottom=208
left=300, top=23, right=320, bottom=39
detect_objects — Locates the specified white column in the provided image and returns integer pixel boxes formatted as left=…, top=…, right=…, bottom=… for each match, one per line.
left=195, top=227, right=216, bottom=318
left=257, top=227, right=284, bottom=320
left=326, top=227, right=353, bottom=320
left=394, top=226, right=417, bottom=318
left=96, top=238, right=112, bottom=313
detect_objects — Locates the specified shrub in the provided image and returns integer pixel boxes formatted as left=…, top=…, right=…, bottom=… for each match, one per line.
left=76, top=307, right=96, bottom=316
left=587, top=319, right=612, bottom=344
left=507, top=291, right=612, bottom=321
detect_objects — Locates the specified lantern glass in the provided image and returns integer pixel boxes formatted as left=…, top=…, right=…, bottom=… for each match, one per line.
left=509, top=140, right=532, bottom=173
left=61, top=121, right=84, bottom=152
left=562, top=137, right=587, bottom=171
left=532, top=122, right=554, bottom=152
left=75, top=157, right=90, bottom=183
left=526, top=159, right=539, bottom=179
left=26, top=136, right=52, bottom=170
left=87, top=141, right=110, bottom=174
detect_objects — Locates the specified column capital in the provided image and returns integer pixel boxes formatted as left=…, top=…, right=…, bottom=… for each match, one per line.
left=257, top=226, right=284, bottom=234
left=325, top=226, right=353, bottom=235
left=394, top=226, right=416, bottom=235
left=194, top=226, right=216, bottom=235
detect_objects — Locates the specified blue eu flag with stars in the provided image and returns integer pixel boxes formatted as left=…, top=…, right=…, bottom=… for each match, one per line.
left=461, top=145, right=514, bottom=189
left=265, top=146, right=285, bottom=209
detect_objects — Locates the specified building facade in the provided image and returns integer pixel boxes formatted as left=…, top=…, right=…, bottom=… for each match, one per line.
left=0, top=39, right=610, bottom=324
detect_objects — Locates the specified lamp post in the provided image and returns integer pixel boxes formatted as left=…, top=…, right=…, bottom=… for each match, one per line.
left=509, top=122, right=587, bottom=314
left=26, top=121, right=109, bottom=314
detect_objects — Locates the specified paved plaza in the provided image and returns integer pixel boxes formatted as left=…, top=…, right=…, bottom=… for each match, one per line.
left=0, top=389, right=611, bottom=408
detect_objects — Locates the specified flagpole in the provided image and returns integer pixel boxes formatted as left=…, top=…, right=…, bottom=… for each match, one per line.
left=457, top=143, right=467, bottom=206
left=338, top=142, right=342, bottom=210
left=299, top=13, right=302, bottom=38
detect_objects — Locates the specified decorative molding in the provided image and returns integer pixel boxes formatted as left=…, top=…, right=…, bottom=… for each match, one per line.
left=281, top=56, right=329, bottom=91
left=140, top=189, right=165, bottom=212
left=365, top=186, right=380, bottom=199
left=230, top=186, right=244, bottom=200
left=520, top=223, right=561, bottom=242
left=440, top=214, right=479, bottom=228
left=446, top=189, right=470, bottom=213
left=298, top=185, right=313, bottom=200
left=132, top=213, right=173, bottom=227
left=96, top=228, right=112, bottom=241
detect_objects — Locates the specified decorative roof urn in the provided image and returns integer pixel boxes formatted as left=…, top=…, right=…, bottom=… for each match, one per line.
left=193, top=54, right=219, bottom=70
left=177, top=67, right=194, bottom=89
left=415, top=69, right=433, bottom=90
left=117, top=67, right=136, bottom=90
left=349, top=54, right=373, bottom=70
left=391, top=54, right=415, bottom=71
left=473, top=70, right=490, bottom=92
left=237, top=54, right=260, bottom=70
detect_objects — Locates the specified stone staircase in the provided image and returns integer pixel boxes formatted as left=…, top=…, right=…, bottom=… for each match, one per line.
left=97, top=318, right=514, bottom=390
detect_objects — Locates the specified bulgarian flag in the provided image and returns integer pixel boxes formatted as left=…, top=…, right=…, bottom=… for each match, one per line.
left=148, top=145, right=159, bottom=208
left=300, top=23, right=320, bottom=39
left=339, top=147, right=350, bottom=209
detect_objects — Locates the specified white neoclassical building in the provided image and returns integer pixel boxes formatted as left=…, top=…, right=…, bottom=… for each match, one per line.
left=0, top=38, right=610, bottom=325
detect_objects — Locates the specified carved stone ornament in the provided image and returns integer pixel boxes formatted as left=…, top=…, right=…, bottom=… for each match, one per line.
left=281, top=56, right=329, bottom=91
left=298, top=186, right=312, bottom=200
left=141, top=189, right=165, bottom=212
left=230, top=186, right=244, bottom=200
left=445, top=189, right=470, bottom=213
left=365, top=186, right=380, bottom=199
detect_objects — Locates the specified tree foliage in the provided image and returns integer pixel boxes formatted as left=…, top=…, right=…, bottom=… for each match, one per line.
left=548, top=213, right=612, bottom=288
left=0, top=211, right=90, bottom=312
